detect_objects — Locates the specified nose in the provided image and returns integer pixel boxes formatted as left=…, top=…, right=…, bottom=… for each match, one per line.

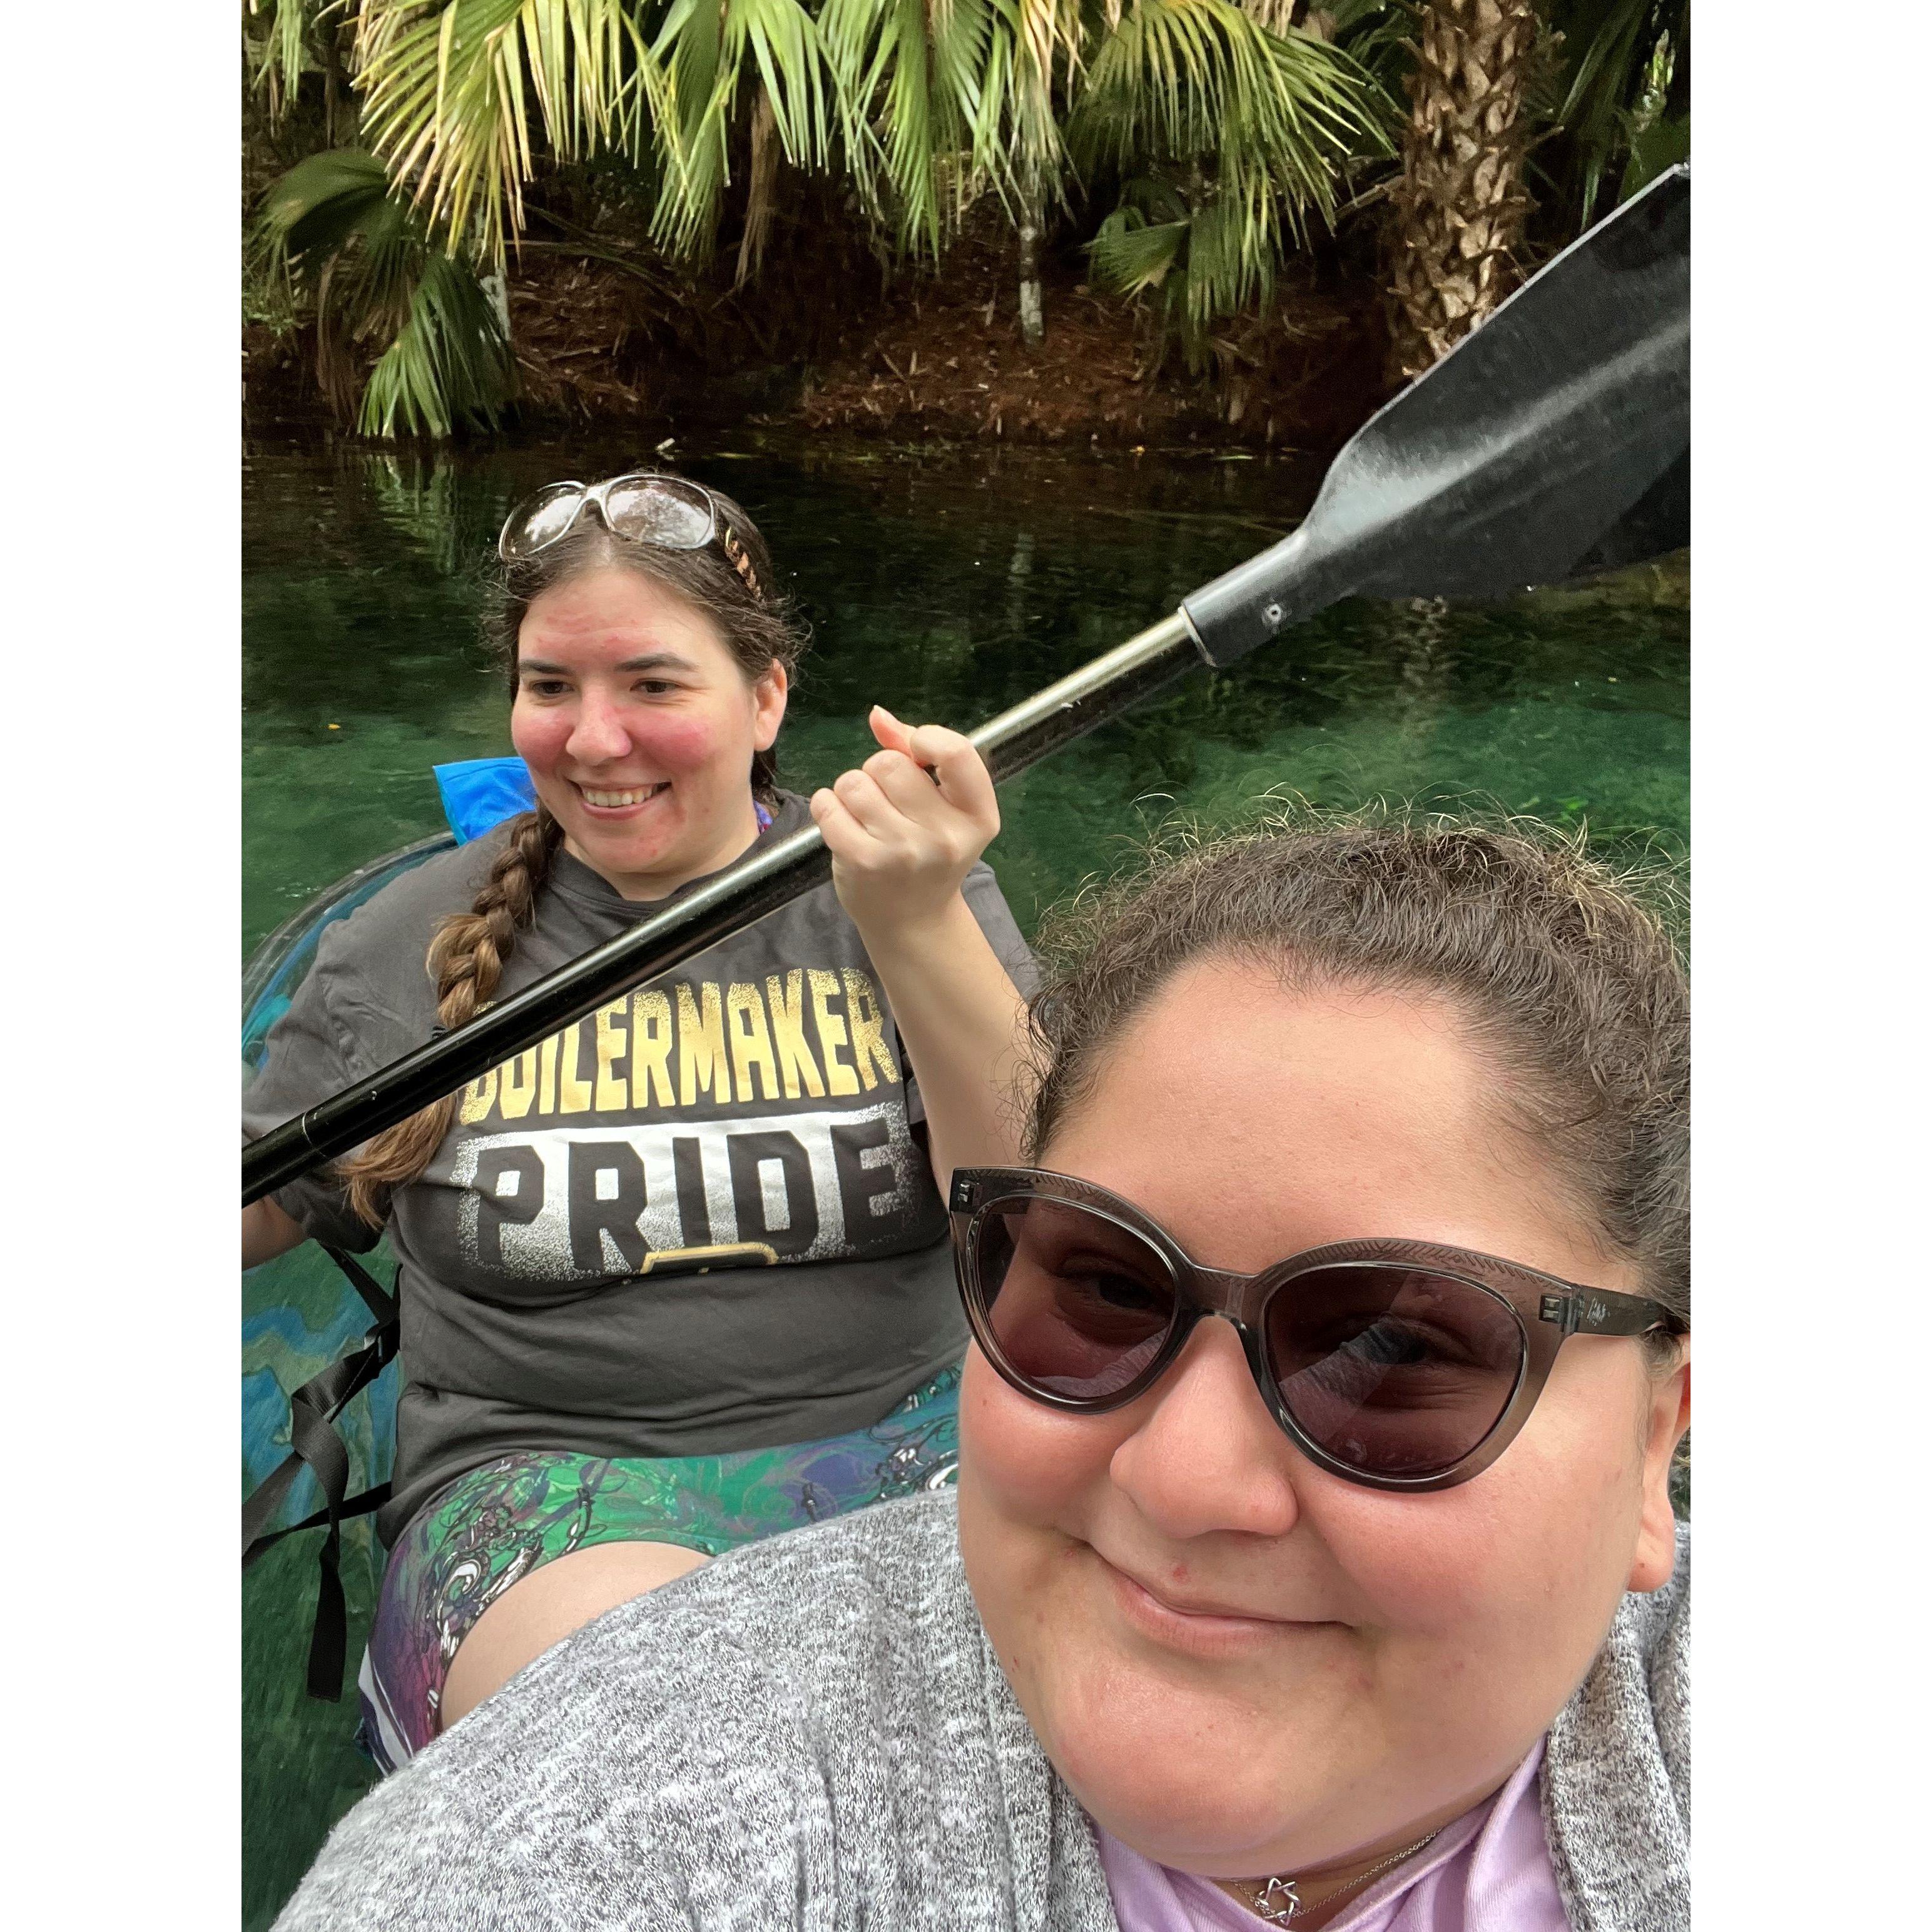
left=564, top=687, right=632, bottom=766
left=1107, top=1316, right=1303, bottom=1542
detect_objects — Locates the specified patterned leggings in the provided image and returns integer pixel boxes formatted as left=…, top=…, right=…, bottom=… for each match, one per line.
left=357, top=1365, right=961, bottom=1769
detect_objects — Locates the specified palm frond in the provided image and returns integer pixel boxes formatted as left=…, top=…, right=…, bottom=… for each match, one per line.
left=1069, top=0, right=1389, bottom=229
left=1322, top=0, right=1418, bottom=98
left=647, top=0, right=835, bottom=260
left=1000, top=0, right=1084, bottom=166
left=821, top=0, right=1092, bottom=257
left=1175, top=175, right=1275, bottom=320
left=1087, top=168, right=1272, bottom=368
left=1548, top=0, right=1687, bottom=229
left=253, top=147, right=516, bottom=439
left=353, top=0, right=651, bottom=261
left=822, top=0, right=1000, bottom=256
left=1072, top=0, right=1389, bottom=366
left=1087, top=202, right=1188, bottom=295
left=255, top=148, right=400, bottom=266
left=360, top=248, right=517, bottom=437
left=246, top=0, right=323, bottom=125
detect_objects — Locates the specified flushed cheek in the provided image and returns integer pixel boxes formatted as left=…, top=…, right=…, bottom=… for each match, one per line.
left=509, top=709, right=572, bottom=777
left=629, top=713, right=728, bottom=778
left=509, top=708, right=733, bottom=783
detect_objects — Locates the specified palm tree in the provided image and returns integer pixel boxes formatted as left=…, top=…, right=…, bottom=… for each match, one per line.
left=1079, top=0, right=1391, bottom=373
left=348, top=0, right=1087, bottom=323
left=245, top=0, right=323, bottom=128
left=253, top=148, right=517, bottom=436
left=347, top=1, right=1381, bottom=337
left=818, top=0, right=1080, bottom=340
left=245, top=0, right=360, bottom=148
left=1381, top=0, right=1540, bottom=383
left=350, top=0, right=1052, bottom=274
left=251, top=0, right=1390, bottom=429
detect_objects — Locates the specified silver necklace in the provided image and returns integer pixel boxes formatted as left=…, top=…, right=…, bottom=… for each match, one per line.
left=1248, top=1830, right=1441, bottom=1924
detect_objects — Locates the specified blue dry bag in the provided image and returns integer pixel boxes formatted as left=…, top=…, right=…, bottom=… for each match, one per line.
left=433, top=756, right=537, bottom=842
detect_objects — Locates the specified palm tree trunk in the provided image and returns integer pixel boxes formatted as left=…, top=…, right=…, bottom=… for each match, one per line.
left=1017, top=220, right=1045, bottom=346
left=1383, top=0, right=1538, bottom=384
left=321, top=16, right=350, bottom=147
left=735, top=88, right=780, bottom=292
left=1017, top=165, right=1045, bottom=347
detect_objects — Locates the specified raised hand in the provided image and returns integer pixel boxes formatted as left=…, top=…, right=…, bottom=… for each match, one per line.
left=810, top=706, right=1001, bottom=939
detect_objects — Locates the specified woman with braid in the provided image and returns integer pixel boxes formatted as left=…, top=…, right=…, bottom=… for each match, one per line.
left=242, top=472, right=1037, bottom=1769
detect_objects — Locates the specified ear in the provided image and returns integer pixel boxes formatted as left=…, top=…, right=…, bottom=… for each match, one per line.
left=751, top=661, right=788, bottom=751
left=1626, top=1341, right=1690, bottom=1593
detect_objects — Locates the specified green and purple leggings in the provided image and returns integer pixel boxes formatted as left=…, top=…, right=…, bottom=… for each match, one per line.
left=357, top=1365, right=961, bottom=1769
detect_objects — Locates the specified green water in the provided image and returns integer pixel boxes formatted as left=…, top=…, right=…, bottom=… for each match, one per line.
left=245, top=432, right=1687, bottom=952
left=241, top=429, right=1687, bottom=1926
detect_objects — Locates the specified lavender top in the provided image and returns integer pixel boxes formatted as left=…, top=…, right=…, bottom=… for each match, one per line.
left=1097, top=1740, right=1567, bottom=1931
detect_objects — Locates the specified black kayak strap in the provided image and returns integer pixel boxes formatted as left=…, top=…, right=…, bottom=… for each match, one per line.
left=328, top=1243, right=398, bottom=1328
left=241, top=1244, right=398, bottom=1702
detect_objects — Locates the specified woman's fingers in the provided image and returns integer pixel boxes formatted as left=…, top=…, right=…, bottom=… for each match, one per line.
left=859, top=713, right=999, bottom=833
left=810, top=783, right=883, bottom=859
left=908, top=724, right=998, bottom=828
left=863, top=746, right=945, bottom=817
left=868, top=704, right=917, bottom=758
left=826, top=766, right=905, bottom=841
left=821, top=712, right=1000, bottom=932
left=865, top=707, right=946, bottom=817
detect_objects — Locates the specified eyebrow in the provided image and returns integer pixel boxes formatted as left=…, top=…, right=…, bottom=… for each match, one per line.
left=517, top=652, right=698, bottom=675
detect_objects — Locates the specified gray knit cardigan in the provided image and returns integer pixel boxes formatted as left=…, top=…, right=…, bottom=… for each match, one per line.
left=275, top=1493, right=1689, bottom=1932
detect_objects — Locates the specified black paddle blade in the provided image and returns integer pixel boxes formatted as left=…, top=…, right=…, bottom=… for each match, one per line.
left=1182, top=165, right=1689, bottom=668
left=242, top=171, right=1689, bottom=1204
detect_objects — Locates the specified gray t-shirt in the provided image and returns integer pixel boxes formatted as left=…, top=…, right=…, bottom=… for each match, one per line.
left=243, top=794, right=1037, bottom=1540
left=272, top=1495, right=1690, bottom=1932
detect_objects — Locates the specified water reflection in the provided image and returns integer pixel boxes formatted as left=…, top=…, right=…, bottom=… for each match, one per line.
left=244, top=432, right=1687, bottom=953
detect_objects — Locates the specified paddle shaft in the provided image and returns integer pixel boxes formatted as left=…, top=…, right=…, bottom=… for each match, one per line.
left=243, top=168, right=1690, bottom=1207
left=242, top=614, right=1201, bottom=1204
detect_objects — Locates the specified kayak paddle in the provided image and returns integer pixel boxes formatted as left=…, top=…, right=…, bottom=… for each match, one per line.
left=244, top=165, right=1688, bottom=1206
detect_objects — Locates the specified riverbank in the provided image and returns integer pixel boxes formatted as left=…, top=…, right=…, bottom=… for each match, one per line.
left=243, top=231, right=1390, bottom=455
left=790, top=259, right=1386, bottom=450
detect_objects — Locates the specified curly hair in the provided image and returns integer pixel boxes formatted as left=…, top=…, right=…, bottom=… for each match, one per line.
left=1023, top=806, right=1689, bottom=1336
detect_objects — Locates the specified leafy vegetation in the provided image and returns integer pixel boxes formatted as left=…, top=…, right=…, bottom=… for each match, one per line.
left=252, top=148, right=516, bottom=437
left=1078, top=0, right=1390, bottom=371
left=1538, top=0, right=1688, bottom=230
left=241, top=1, right=1688, bottom=438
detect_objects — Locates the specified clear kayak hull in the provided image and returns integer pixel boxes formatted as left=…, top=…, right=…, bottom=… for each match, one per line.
left=242, top=833, right=452, bottom=1530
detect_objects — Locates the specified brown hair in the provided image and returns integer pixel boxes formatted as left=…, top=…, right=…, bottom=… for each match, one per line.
left=336, top=474, right=808, bottom=1227
left=1024, top=807, right=1690, bottom=1333
left=484, top=482, right=806, bottom=808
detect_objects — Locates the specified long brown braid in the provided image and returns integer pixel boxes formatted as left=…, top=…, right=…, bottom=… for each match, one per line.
left=336, top=808, right=565, bottom=1226
left=331, top=471, right=807, bottom=1229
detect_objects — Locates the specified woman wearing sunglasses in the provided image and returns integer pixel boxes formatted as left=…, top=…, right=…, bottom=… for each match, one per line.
left=276, top=811, right=1689, bottom=1932
left=242, top=472, right=1037, bottom=1768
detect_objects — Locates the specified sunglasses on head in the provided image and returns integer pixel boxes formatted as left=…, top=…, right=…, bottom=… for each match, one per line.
left=498, top=472, right=763, bottom=599
left=948, top=1167, right=1682, bottom=1492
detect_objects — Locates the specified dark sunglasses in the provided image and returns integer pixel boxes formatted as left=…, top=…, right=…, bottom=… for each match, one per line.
left=498, top=471, right=763, bottom=599
left=948, top=1167, right=1682, bottom=1492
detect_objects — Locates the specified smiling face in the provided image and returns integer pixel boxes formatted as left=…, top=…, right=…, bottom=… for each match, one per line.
left=509, top=564, right=786, bottom=900
left=957, top=957, right=1689, bottom=1881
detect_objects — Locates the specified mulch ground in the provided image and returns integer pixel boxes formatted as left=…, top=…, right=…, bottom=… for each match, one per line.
left=245, top=230, right=1392, bottom=455
left=791, top=257, right=1389, bottom=453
